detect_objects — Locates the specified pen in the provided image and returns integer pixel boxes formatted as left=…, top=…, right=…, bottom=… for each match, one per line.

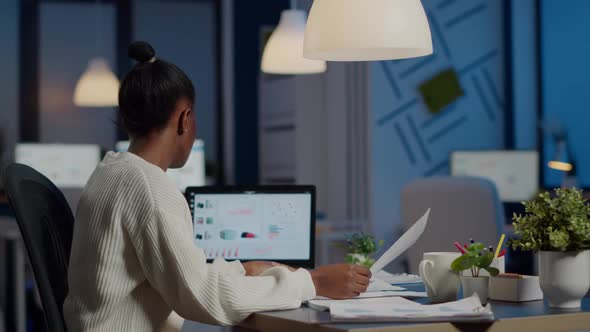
left=498, top=249, right=507, bottom=258
left=454, top=241, right=467, bottom=254
left=495, top=234, right=506, bottom=258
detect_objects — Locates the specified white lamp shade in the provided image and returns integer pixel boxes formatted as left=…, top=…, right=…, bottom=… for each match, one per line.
left=261, top=9, right=326, bottom=74
left=303, top=0, right=433, bottom=61
left=74, top=58, right=120, bottom=107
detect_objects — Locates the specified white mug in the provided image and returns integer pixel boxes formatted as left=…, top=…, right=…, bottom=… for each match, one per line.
left=419, top=252, right=461, bottom=303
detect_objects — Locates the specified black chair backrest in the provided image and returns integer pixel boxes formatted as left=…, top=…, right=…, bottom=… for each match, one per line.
left=3, top=163, right=74, bottom=332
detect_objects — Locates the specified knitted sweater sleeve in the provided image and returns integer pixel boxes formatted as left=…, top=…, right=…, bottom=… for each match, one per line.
left=126, top=207, right=316, bottom=326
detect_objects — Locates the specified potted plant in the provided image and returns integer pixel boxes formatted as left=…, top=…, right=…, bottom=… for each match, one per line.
left=451, top=242, right=499, bottom=304
left=510, top=188, right=590, bottom=308
left=343, top=233, right=383, bottom=268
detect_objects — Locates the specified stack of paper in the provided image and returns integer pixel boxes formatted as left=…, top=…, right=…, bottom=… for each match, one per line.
left=366, top=279, right=405, bottom=292
left=373, top=271, right=422, bottom=285
left=308, top=290, right=427, bottom=311
left=330, top=295, right=494, bottom=323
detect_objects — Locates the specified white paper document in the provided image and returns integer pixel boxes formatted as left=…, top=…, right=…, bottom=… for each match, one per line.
left=366, top=279, right=405, bottom=292
left=329, top=295, right=494, bottom=323
left=312, top=281, right=412, bottom=303
left=370, top=209, right=430, bottom=274
left=308, top=291, right=428, bottom=311
left=373, top=271, right=422, bottom=285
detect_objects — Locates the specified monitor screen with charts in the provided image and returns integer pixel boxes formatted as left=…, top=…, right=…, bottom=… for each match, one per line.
left=115, top=140, right=205, bottom=191
left=451, top=151, right=539, bottom=202
left=15, top=143, right=101, bottom=188
left=185, top=186, right=315, bottom=268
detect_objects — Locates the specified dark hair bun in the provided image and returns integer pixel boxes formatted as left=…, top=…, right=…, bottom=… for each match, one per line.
left=128, top=41, right=155, bottom=63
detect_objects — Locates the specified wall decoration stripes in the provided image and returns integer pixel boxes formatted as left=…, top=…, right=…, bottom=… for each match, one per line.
left=371, top=0, right=507, bottom=254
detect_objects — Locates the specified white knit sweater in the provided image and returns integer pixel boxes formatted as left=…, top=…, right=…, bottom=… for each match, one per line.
left=63, top=152, right=316, bottom=331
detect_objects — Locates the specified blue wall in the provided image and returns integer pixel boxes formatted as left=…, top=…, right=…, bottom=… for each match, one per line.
left=370, top=0, right=521, bottom=249
left=511, top=0, right=538, bottom=150
left=541, top=0, right=590, bottom=188
left=369, top=0, right=565, bottom=253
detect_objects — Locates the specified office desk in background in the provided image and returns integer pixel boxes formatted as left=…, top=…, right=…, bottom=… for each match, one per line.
left=239, top=285, right=590, bottom=332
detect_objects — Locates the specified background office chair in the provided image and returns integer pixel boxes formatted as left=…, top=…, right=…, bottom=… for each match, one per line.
left=3, top=163, right=74, bottom=332
left=401, top=176, right=504, bottom=274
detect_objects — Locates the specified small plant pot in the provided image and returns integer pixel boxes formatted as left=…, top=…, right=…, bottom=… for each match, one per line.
left=461, top=276, right=490, bottom=304
left=539, top=250, right=590, bottom=308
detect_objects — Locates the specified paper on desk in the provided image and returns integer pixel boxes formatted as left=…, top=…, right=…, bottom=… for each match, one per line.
left=370, top=209, right=430, bottom=274
left=308, top=291, right=428, bottom=311
left=366, top=279, right=405, bottom=292
left=329, top=294, right=494, bottom=323
left=373, top=271, right=422, bottom=285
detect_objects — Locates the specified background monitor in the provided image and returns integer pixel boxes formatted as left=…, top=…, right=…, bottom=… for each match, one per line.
left=451, top=151, right=539, bottom=202
left=185, top=186, right=315, bottom=268
left=115, top=140, right=205, bottom=191
left=15, top=143, right=101, bottom=188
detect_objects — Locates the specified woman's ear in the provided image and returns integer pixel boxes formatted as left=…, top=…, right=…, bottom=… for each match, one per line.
left=177, top=108, right=191, bottom=135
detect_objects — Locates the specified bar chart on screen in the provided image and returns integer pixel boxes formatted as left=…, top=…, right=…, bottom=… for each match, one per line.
left=190, top=191, right=312, bottom=261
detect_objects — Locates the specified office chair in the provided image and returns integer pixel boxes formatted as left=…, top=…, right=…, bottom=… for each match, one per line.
left=401, top=176, right=504, bottom=274
left=2, top=163, right=74, bottom=332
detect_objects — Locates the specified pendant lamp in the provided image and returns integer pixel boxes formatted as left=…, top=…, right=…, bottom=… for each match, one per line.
left=74, top=58, right=120, bottom=107
left=74, top=0, right=119, bottom=107
left=303, top=0, right=433, bottom=61
left=261, top=2, right=326, bottom=74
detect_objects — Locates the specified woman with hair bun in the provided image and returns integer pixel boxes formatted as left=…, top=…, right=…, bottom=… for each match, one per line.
left=64, top=41, right=370, bottom=331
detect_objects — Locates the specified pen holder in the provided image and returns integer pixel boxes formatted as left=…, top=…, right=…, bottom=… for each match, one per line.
left=462, top=256, right=505, bottom=277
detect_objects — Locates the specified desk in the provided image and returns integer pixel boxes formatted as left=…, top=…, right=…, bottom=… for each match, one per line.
left=240, top=285, right=590, bottom=332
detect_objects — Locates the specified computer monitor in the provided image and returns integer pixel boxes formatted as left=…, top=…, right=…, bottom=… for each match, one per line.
left=450, top=151, right=539, bottom=202
left=14, top=143, right=101, bottom=188
left=185, top=186, right=316, bottom=268
left=115, top=140, right=205, bottom=192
